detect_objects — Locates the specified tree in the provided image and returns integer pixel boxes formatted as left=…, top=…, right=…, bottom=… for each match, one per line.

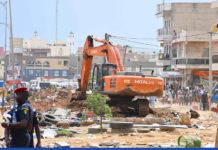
left=85, top=93, right=111, bottom=129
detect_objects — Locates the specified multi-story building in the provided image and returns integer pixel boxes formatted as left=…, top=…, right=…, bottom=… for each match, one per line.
left=156, top=2, right=218, bottom=87
left=23, top=56, right=70, bottom=81
left=5, top=32, right=72, bottom=81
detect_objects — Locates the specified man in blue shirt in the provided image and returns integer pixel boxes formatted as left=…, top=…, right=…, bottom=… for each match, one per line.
left=1, top=87, right=34, bottom=147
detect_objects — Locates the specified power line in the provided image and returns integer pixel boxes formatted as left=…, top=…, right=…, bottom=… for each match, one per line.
left=110, top=32, right=209, bottom=41
left=111, top=39, right=162, bottom=52
left=111, top=36, right=161, bottom=47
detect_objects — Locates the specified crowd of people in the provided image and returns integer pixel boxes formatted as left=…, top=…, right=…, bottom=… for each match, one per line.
left=161, top=83, right=213, bottom=111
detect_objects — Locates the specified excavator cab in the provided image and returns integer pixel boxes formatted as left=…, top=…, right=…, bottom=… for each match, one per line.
left=92, top=63, right=117, bottom=91
left=102, top=63, right=117, bottom=76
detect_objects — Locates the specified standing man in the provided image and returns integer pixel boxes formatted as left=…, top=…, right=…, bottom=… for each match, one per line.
left=1, top=87, right=34, bottom=147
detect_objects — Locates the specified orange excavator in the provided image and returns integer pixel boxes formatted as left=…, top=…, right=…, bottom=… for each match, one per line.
left=71, top=34, right=164, bottom=116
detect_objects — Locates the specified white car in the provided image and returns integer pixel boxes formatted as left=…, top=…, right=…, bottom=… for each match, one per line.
left=30, top=84, right=40, bottom=91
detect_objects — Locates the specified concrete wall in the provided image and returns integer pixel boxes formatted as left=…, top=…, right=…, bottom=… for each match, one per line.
left=35, top=57, right=70, bottom=70
left=171, top=3, right=218, bottom=33
left=50, top=45, right=71, bottom=57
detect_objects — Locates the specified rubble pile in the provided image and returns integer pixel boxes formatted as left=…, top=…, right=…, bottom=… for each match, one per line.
left=20, top=89, right=214, bottom=148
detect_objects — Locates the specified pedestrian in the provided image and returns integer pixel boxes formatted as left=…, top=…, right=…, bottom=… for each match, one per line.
left=201, top=90, right=209, bottom=111
left=211, top=90, right=218, bottom=109
left=149, top=96, right=156, bottom=108
left=1, top=87, right=34, bottom=147
left=29, top=110, right=41, bottom=148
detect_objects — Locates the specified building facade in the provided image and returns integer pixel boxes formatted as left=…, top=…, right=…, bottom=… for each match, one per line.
left=156, top=2, right=218, bottom=87
left=5, top=32, right=72, bottom=81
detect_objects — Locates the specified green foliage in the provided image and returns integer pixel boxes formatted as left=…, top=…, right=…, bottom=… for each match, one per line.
left=85, top=93, right=111, bottom=116
left=56, top=129, right=73, bottom=137
left=85, top=93, right=111, bottom=129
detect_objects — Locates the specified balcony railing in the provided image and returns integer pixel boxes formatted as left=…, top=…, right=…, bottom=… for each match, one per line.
left=172, top=58, right=209, bottom=65
left=157, top=28, right=172, bottom=41
left=27, top=64, right=50, bottom=67
left=156, top=3, right=172, bottom=16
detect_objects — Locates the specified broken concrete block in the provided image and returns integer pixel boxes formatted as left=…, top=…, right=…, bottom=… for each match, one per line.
left=110, top=122, right=133, bottom=129
left=111, top=128, right=135, bottom=133
left=88, top=128, right=107, bottom=134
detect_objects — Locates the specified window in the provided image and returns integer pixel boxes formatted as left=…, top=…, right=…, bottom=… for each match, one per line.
left=192, top=3, right=198, bottom=12
left=59, top=48, right=63, bottom=56
left=58, top=61, right=62, bottom=65
left=64, top=61, right=68, bottom=66
left=44, top=70, right=49, bottom=76
left=203, top=48, right=209, bottom=57
left=62, top=70, right=67, bottom=77
left=29, top=70, right=33, bottom=75
left=54, top=70, right=59, bottom=77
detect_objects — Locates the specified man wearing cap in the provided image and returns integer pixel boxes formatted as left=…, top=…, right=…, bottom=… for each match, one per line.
left=1, top=87, right=34, bottom=147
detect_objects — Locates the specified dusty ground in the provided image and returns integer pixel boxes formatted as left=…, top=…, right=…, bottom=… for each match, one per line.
left=41, top=104, right=217, bottom=148
left=0, top=89, right=217, bottom=148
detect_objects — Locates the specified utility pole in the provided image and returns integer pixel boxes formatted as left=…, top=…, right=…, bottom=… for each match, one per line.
left=9, top=0, right=15, bottom=107
left=209, top=32, right=213, bottom=98
left=56, top=0, right=58, bottom=41
left=3, top=1, right=7, bottom=83
left=123, top=45, right=129, bottom=67
left=0, top=1, right=8, bottom=83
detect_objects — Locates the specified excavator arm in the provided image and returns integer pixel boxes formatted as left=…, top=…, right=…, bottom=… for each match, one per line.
left=74, top=35, right=124, bottom=99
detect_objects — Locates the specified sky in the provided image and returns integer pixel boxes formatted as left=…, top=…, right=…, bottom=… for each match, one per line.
left=0, top=0, right=213, bottom=53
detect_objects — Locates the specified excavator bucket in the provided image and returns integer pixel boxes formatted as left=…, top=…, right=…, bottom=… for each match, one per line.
left=69, top=90, right=87, bottom=102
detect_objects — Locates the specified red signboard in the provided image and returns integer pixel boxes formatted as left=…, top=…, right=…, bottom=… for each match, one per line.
left=6, top=80, right=21, bottom=85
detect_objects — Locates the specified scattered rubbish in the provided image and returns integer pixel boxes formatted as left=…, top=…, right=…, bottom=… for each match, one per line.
left=204, top=143, right=214, bottom=148
left=86, top=134, right=94, bottom=138
left=179, top=114, right=191, bottom=126
left=189, top=109, right=200, bottom=119
left=177, top=135, right=201, bottom=148
left=69, top=121, right=80, bottom=127
left=160, top=126, right=176, bottom=131
left=119, top=133, right=129, bottom=136
left=42, top=129, right=57, bottom=138
left=192, top=124, right=206, bottom=130
left=88, top=128, right=107, bottom=134
left=57, top=121, right=70, bottom=129
left=137, top=128, right=150, bottom=133
left=146, top=143, right=176, bottom=148
left=47, top=144, right=55, bottom=148
left=44, top=114, right=59, bottom=124
left=99, top=141, right=120, bottom=147
left=54, top=142, right=70, bottom=148
left=56, top=129, right=73, bottom=137
left=130, top=133, right=137, bottom=136
left=53, top=108, right=70, bottom=117
left=86, top=142, right=100, bottom=148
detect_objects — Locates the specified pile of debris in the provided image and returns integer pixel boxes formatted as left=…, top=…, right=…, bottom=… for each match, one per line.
left=37, top=108, right=81, bottom=128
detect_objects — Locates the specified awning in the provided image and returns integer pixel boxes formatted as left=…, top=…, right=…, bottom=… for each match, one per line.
left=192, top=70, right=218, bottom=77
left=159, top=71, right=183, bottom=78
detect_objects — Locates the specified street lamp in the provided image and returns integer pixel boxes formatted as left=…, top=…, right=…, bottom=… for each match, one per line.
left=0, top=1, right=8, bottom=83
